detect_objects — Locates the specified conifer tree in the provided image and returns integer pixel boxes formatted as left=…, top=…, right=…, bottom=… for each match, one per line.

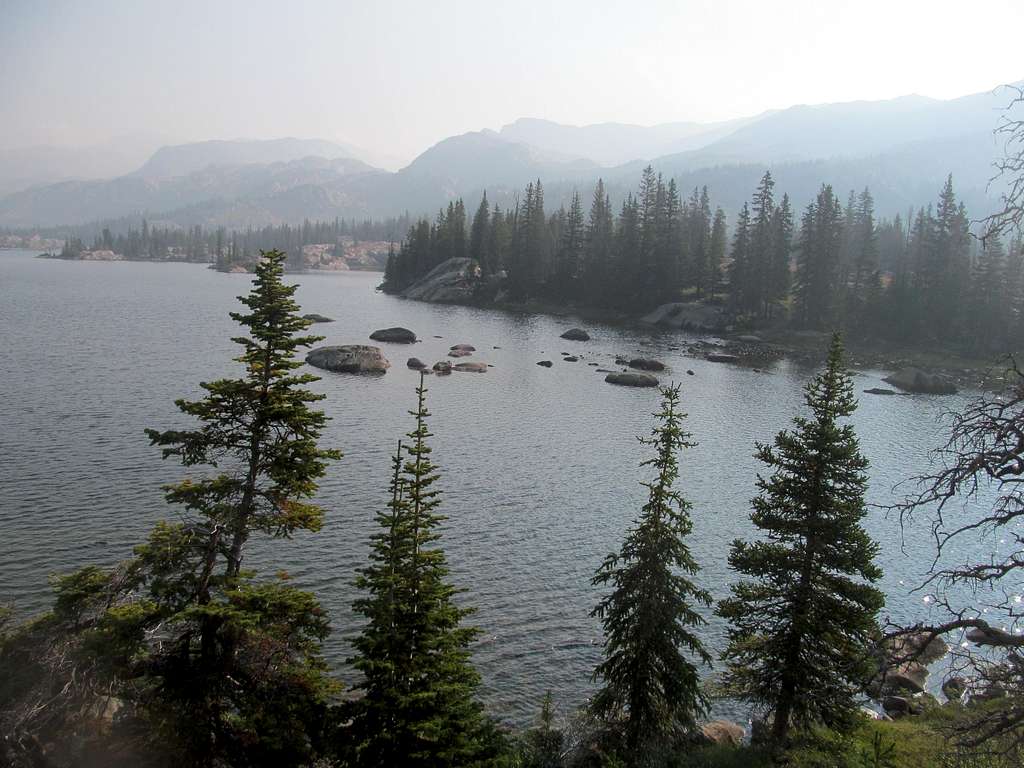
left=584, top=179, right=614, bottom=303
left=469, top=192, right=491, bottom=274
left=708, top=207, right=727, bottom=300
left=346, top=374, right=494, bottom=767
left=718, top=333, right=884, bottom=751
left=592, top=385, right=712, bottom=762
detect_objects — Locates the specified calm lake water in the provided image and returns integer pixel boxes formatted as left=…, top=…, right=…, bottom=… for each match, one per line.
left=0, top=248, right=1002, bottom=726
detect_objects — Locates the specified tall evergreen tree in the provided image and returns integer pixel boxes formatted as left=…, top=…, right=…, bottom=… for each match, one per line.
left=708, top=207, right=727, bottom=300
left=346, top=375, right=494, bottom=767
left=718, top=334, right=884, bottom=751
left=584, top=179, right=615, bottom=303
left=469, top=192, right=491, bottom=274
left=592, top=385, right=712, bottom=762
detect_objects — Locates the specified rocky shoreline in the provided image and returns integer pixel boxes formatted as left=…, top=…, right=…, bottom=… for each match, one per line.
left=385, top=257, right=1005, bottom=395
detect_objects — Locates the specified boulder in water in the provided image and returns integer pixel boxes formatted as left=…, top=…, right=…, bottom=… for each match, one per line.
left=448, top=349, right=473, bottom=358
left=537, top=360, right=553, bottom=368
left=306, top=345, right=390, bottom=374
left=302, top=313, right=334, bottom=323
left=369, top=327, right=417, bottom=343
left=407, top=357, right=426, bottom=369
left=707, top=353, right=739, bottom=363
left=560, top=328, right=591, bottom=341
left=432, top=360, right=452, bottom=375
left=450, top=343, right=476, bottom=352
left=606, top=372, right=659, bottom=387
left=453, top=362, right=487, bottom=373
left=628, top=358, right=666, bottom=372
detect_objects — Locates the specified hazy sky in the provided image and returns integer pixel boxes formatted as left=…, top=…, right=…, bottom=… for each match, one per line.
left=3, top=0, right=1022, bottom=164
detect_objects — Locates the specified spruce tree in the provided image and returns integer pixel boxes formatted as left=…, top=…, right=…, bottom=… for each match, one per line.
left=718, top=333, right=884, bottom=750
left=591, top=385, right=712, bottom=762
left=347, top=374, right=493, bottom=767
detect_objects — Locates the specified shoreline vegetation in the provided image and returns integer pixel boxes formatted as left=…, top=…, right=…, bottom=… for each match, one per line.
left=2, top=250, right=1022, bottom=768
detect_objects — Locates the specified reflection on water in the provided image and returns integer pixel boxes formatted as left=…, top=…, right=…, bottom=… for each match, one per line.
left=0, top=250, right=995, bottom=725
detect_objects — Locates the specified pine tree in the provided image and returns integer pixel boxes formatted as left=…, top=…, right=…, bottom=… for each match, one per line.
left=17, top=250, right=345, bottom=764
left=347, top=374, right=494, bottom=767
left=718, top=333, right=884, bottom=751
left=554, top=189, right=585, bottom=296
left=708, top=207, right=727, bottom=300
left=592, top=385, right=712, bottom=762
left=729, top=203, right=751, bottom=312
left=469, top=192, right=491, bottom=274
left=584, top=179, right=614, bottom=303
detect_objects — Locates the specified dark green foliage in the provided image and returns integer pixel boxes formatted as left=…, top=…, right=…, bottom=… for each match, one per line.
left=592, top=385, right=712, bottom=762
left=346, top=375, right=496, bottom=767
left=517, top=692, right=564, bottom=768
left=718, top=333, right=884, bottom=750
left=0, top=250, right=342, bottom=767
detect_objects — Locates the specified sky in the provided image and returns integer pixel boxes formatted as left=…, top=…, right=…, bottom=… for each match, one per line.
left=2, top=0, right=1023, bottom=166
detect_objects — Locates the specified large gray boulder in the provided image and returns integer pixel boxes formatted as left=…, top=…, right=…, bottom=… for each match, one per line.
left=560, top=328, right=591, bottom=341
left=306, top=345, right=390, bottom=374
left=401, top=257, right=479, bottom=303
left=628, top=358, right=666, bottom=372
left=606, top=372, right=659, bottom=387
left=370, top=327, right=417, bottom=343
left=883, top=367, right=958, bottom=394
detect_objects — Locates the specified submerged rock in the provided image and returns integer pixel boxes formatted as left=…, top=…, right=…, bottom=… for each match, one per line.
left=448, top=349, right=473, bottom=358
left=563, top=356, right=579, bottom=362
left=432, top=360, right=452, bottom=375
left=453, top=362, right=488, bottom=373
left=302, top=313, right=334, bottom=323
left=369, top=327, right=417, bottom=343
left=537, top=360, right=553, bottom=367
left=450, top=343, right=476, bottom=352
left=864, top=387, right=899, bottom=395
left=560, top=328, right=591, bottom=341
left=606, top=372, right=659, bottom=387
left=306, top=345, right=390, bottom=374
left=883, top=367, right=958, bottom=395
left=407, top=357, right=426, bottom=369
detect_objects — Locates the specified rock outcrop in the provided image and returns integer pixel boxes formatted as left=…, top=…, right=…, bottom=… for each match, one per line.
left=641, top=301, right=726, bottom=332
left=401, top=257, right=479, bottom=303
left=699, top=720, right=744, bottom=746
left=606, top=372, right=659, bottom=387
left=306, top=345, right=390, bottom=374
left=370, top=327, right=417, bottom=343
left=883, top=367, right=958, bottom=394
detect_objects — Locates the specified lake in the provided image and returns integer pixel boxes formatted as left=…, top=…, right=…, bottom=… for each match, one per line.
left=0, top=248, right=999, bottom=726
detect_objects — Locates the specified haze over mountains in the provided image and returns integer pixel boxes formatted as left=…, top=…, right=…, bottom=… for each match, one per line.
left=1, top=81, right=1019, bottom=231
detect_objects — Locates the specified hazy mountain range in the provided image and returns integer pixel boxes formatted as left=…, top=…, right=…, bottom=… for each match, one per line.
left=1, top=81, right=1020, bottom=231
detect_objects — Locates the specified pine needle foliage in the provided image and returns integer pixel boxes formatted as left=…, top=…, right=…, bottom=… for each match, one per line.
left=347, top=374, right=495, bottom=767
left=591, top=384, right=713, bottom=761
left=146, top=248, right=341, bottom=582
left=718, top=332, right=884, bottom=750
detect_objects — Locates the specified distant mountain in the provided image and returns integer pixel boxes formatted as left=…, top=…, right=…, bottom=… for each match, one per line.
left=662, top=86, right=1020, bottom=169
left=132, top=137, right=363, bottom=178
left=0, top=155, right=382, bottom=228
left=1, top=81, right=1020, bottom=230
left=498, top=116, right=760, bottom=167
left=0, top=135, right=170, bottom=197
